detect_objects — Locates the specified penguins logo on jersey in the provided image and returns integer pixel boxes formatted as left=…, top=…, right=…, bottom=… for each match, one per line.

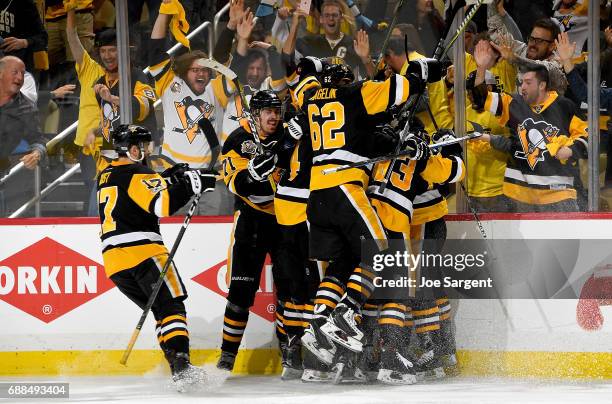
left=241, top=140, right=258, bottom=155
left=141, top=177, right=164, bottom=193
left=555, top=15, right=576, bottom=32
left=101, top=99, right=120, bottom=142
left=515, top=118, right=560, bottom=170
left=173, top=96, right=214, bottom=143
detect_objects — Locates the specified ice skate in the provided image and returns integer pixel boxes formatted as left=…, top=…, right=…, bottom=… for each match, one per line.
left=415, top=332, right=446, bottom=380
left=331, top=350, right=366, bottom=384
left=377, top=349, right=417, bottom=385
left=171, top=352, right=206, bottom=393
left=280, top=336, right=303, bottom=380
left=320, top=303, right=364, bottom=352
left=301, top=349, right=332, bottom=383
left=301, top=318, right=337, bottom=365
left=216, top=350, right=237, bottom=371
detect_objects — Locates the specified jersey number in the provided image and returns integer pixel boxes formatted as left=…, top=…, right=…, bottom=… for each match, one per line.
left=308, top=102, right=346, bottom=151
left=99, top=186, right=118, bottom=234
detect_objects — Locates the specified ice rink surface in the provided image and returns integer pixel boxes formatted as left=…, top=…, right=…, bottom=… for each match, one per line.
left=3, top=368, right=611, bottom=404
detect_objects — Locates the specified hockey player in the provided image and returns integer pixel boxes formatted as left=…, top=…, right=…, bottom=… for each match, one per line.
left=217, top=90, right=294, bottom=372
left=97, top=124, right=216, bottom=390
left=273, top=110, right=320, bottom=380
left=293, top=55, right=436, bottom=365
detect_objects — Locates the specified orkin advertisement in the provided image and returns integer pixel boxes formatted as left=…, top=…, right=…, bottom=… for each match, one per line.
left=1, top=215, right=611, bottom=357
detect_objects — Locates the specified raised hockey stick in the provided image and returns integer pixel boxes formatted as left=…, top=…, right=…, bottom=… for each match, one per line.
left=374, top=0, right=407, bottom=66
left=120, top=192, right=202, bottom=365
left=377, top=0, right=480, bottom=193
left=322, top=132, right=482, bottom=175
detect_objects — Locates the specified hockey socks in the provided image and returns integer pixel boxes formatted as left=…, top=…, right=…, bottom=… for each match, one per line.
left=221, top=302, right=249, bottom=355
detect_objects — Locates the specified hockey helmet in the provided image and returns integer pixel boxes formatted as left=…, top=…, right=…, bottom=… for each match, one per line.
left=250, top=90, right=282, bottom=115
left=320, top=57, right=354, bottom=88
left=112, top=124, right=152, bottom=155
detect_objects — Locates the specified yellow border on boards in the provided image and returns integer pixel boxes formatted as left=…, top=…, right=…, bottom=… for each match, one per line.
left=1, top=350, right=610, bottom=379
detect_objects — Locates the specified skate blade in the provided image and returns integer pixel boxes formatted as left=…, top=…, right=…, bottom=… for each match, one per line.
left=301, top=369, right=332, bottom=383
left=331, top=362, right=345, bottom=385
left=416, top=366, right=446, bottom=381
left=377, top=369, right=417, bottom=385
left=301, top=333, right=335, bottom=366
left=281, top=366, right=304, bottom=381
left=320, top=322, right=363, bottom=353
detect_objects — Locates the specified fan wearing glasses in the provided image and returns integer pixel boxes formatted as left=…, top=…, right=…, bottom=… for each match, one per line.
left=487, top=0, right=566, bottom=93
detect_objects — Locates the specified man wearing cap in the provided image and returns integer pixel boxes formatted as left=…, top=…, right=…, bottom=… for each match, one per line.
left=65, top=4, right=157, bottom=215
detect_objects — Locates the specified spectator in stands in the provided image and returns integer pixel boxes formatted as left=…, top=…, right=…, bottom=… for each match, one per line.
left=296, top=0, right=366, bottom=74
left=0, top=0, right=48, bottom=73
left=487, top=0, right=567, bottom=93
left=553, top=0, right=588, bottom=57
left=446, top=33, right=518, bottom=212
left=0, top=56, right=48, bottom=175
left=148, top=0, right=240, bottom=215
left=398, top=0, right=445, bottom=57
left=66, top=6, right=156, bottom=215
left=468, top=40, right=588, bottom=212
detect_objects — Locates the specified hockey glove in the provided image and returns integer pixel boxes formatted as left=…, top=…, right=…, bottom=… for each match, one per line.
left=162, top=163, right=189, bottom=185
left=406, top=58, right=442, bottom=83
left=183, top=169, right=217, bottom=195
left=372, top=124, right=400, bottom=154
left=404, top=134, right=431, bottom=161
left=247, top=151, right=278, bottom=182
left=431, top=128, right=463, bottom=157
left=287, top=115, right=305, bottom=140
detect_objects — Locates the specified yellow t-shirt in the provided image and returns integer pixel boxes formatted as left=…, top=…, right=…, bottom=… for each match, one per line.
left=462, top=53, right=518, bottom=198
left=74, top=51, right=105, bottom=147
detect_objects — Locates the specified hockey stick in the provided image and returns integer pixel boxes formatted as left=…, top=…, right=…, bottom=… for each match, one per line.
left=120, top=192, right=202, bottom=365
left=374, top=0, right=407, bottom=66
left=322, top=132, right=482, bottom=175
left=377, top=0, right=479, bottom=193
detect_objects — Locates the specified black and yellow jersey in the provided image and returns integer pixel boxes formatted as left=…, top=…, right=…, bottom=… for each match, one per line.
left=95, top=70, right=157, bottom=151
left=221, top=124, right=284, bottom=215
left=368, top=153, right=464, bottom=233
left=485, top=91, right=588, bottom=204
left=274, top=133, right=312, bottom=226
left=97, top=161, right=193, bottom=277
left=293, top=74, right=412, bottom=191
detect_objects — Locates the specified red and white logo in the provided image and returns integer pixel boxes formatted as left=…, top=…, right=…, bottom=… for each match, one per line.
left=0, top=237, right=115, bottom=323
left=192, top=257, right=276, bottom=322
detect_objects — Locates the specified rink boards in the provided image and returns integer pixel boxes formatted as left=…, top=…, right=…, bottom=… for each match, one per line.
left=0, top=213, right=611, bottom=379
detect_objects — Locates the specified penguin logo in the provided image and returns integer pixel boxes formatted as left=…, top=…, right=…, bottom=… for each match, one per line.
left=101, top=99, right=120, bottom=142
left=515, top=118, right=560, bottom=170
left=173, top=96, right=214, bottom=143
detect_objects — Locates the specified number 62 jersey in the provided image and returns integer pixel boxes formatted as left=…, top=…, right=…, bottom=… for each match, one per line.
left=293, top=74, right=412, bottom=191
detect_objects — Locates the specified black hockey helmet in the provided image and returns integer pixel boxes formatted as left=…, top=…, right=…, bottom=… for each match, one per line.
left=250, top=90, right=282, bottom=115
left=320, top=57, right=354, bottom=88
left=112, top=124, right=152, bottom=154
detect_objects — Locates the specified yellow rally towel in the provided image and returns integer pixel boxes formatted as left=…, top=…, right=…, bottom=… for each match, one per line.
left=159, top=0, right=190, bottom=49
left=545, top=135, right=572, bottom=157
left=63, top=0, right=79, bottom=12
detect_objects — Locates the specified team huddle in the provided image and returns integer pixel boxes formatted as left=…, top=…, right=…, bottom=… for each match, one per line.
left=95, top=44, right=467, bottom=391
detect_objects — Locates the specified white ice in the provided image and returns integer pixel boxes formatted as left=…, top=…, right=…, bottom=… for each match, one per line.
left=3, top=368, right=611, bottom=404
